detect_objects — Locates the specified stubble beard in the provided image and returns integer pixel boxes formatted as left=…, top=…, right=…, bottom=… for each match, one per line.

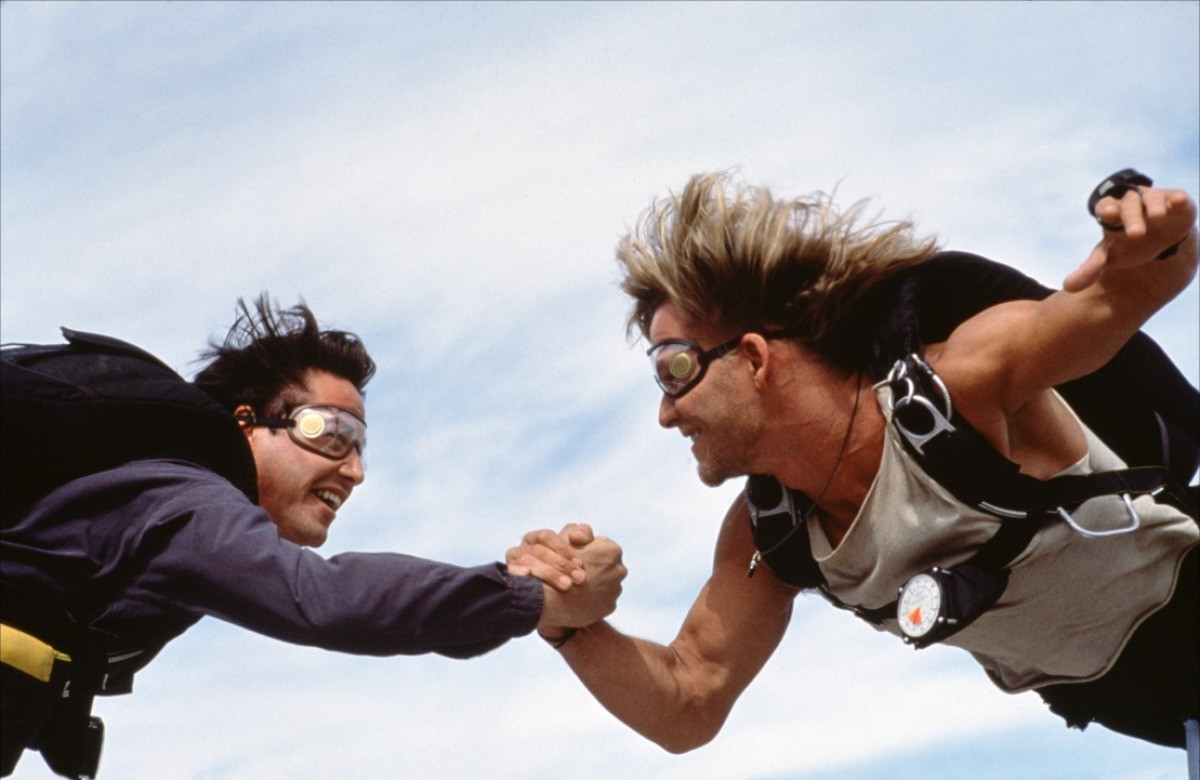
left=695, top=400, right=761, bottom=488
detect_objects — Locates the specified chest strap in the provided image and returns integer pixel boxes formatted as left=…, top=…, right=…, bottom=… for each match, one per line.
left=747, top=355, right=1194, bottom=620
left=886, top=353, right=1193, bottom=526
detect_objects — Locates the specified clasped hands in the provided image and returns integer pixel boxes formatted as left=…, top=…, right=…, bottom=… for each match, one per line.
left=507, top=523, right=626, bottom=641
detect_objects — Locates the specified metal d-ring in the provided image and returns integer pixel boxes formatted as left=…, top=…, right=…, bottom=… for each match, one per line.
left=1056, top=494, right=1142, bottom=538
left=889, top=355, right=957, bottom=456
left=892, top=392, right=958, bottom=455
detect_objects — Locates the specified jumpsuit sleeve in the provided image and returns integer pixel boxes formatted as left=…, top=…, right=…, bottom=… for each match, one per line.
left=104, top=470, right=545, bottom=659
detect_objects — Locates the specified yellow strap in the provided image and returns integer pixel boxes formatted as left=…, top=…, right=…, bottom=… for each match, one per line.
left=0, top=623, right=71, bottom=683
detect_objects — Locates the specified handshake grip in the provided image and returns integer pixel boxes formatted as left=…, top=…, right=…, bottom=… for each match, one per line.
left=541, top=534, right=626, bottom=630
left=509, top=525, right=627, bottom=642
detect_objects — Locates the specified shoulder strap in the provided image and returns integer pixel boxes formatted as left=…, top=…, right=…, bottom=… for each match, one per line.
left=886, top=353, right=1193, bottom=522
left=745, top=474, right=823, bottom=588
left=747, top=252, right=1198, bottom=589
left=882, top=252, right=1199, bottom=486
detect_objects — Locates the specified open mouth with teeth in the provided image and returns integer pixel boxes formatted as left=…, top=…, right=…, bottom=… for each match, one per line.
left=314, top=490, right=343, bottom=511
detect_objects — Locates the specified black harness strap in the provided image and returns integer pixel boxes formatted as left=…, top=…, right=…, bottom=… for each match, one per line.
left=747, top=254, right=1198, bottom=627
left=824, top=348, right=1195, bottom=630
left=887, top=353, right=1191, bottom=526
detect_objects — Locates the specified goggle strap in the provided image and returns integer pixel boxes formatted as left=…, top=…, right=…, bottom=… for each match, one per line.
left=235, top=413, right=296, bottom=431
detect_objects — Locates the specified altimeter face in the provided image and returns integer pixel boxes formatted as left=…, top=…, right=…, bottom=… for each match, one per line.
left=897, top=572, right=942, bottom=638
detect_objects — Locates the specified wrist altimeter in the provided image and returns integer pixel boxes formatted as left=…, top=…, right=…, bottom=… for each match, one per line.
left=896, top=568, right=958, bottom=649
left=895, top=562, right=1010, bottom=650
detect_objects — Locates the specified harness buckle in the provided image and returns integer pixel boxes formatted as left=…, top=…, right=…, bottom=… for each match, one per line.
left=888, top=356, right=956, bottom=455
left=1056, top=493, right=1142, bottom=538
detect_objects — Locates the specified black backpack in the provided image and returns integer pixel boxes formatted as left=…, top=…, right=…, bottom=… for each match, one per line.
left=0, top=329, right=259, bottom=779
left=1, top=327, right=258, bottom=527
left=748, top=252, right=1200, bottom=590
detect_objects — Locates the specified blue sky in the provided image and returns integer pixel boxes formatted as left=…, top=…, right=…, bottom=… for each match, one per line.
left=2, top=2, right=1197, bottom=778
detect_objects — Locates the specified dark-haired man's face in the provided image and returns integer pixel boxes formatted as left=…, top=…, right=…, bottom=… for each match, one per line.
left=243, top=369, right=366, bottom=546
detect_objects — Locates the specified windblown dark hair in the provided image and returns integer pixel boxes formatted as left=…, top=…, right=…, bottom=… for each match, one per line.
left=193, top=294, right=376, bottom=417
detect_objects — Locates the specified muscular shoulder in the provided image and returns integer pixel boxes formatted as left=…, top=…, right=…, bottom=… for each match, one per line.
left=929, top=303, right=1087, bottom=474
left=932, top=300, right=1035, bottom=406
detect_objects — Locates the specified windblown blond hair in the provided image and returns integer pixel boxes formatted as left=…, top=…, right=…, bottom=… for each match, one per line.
left=616, top=172, right=940, bottom=373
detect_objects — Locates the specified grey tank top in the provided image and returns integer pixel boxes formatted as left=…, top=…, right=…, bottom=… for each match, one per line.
left=810, top=384, right=1197, bottom=692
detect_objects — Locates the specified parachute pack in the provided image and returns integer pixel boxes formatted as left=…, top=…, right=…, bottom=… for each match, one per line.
left=1, top=327, right=257, bottom=528
left=1, top=328, right=261, bottom=779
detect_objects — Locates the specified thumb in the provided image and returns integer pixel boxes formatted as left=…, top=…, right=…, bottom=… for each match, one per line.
left=562, top=522, right=595, bottom=546
left=1063, top=244, right=1107, bottom=293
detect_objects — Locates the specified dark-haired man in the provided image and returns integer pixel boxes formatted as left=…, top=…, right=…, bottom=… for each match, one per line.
left=1, top=295, right=625, bottom=778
